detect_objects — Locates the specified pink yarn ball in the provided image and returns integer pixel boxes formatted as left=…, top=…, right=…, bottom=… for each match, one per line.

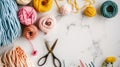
left=38, top=15, right=56, bottom=34
left=59, top=4, right=72, bottom=15
left=18, top=6, right=37, bottom=26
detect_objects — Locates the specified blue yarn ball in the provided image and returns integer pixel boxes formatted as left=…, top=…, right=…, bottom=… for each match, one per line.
left=0, top=0, right=21, bottom=46
left=100, top=1, right=118, bottom=18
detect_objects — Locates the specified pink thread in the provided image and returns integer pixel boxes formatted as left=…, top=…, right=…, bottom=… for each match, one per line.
left=38, top=15, right=56, bottom=34
left=28, top=40, right=38, bottom=56
left=18, top=6, right=37, bottom=26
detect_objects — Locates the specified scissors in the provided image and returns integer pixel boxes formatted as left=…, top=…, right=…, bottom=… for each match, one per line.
left=38, top=39, right=61, bottom=67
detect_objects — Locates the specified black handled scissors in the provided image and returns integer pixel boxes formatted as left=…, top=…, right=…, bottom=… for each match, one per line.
left=38, top=39, right=61, bottom=67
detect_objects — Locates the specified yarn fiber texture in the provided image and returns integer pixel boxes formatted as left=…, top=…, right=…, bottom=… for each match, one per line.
left=100, top=1, right=118, bottom=18
left=0, top=46, right=35, bottom=67
left=23, top=25, right=38, bottom=40
left=33, top=0, right=53, bottom=12
left=59, top=4, right=72, bottom=15
left=0, top=0, right=21, bottom=46
left=38, top=15, right=56, bottom=34
left=18, top=6, right=37, bottom=26
left=84, top=5, right=96, bottom=17
left=16, top=0, right=32, bottom=5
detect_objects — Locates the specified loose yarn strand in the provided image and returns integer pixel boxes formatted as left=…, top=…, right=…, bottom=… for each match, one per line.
left=85, top=0, right=96, bottom=6
left=67, top=0, right=80, bottom=14
left=28, top=40, right=35, bottom=51
left=74, top=0, right=80, bottom=13
left=54, top=0, right=60, bottom=9
left=28, top=40, right=37, bottom=56
left=0, top=0, right=21, bottom=46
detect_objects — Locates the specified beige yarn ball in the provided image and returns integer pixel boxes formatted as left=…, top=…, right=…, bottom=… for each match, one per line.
left=16, top=0, right=32, bottom=5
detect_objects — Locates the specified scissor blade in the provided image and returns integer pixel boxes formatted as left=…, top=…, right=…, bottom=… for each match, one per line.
left=45, top=40, right=51, bottom=51
left=45, top=39, right=58, bottom=52
left=51, top=39, right=58, bottom=51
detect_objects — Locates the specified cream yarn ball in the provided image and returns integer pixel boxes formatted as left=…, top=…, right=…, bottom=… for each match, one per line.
left=16, top=0, right=32, bottom=5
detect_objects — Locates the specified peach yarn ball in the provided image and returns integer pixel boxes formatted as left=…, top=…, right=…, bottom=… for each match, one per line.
left=23, top=25, right=38, bottom=40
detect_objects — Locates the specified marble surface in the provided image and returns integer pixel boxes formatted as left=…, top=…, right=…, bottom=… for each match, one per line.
left=0, top=0, right=120, bottom=67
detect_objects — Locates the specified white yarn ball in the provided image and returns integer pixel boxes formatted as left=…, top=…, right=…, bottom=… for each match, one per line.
left=16, top=0, right=32, bottom=5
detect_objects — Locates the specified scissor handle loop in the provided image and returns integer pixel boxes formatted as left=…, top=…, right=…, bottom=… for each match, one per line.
left=52, top=53, right=61, bottom=67
left=37, top=53, right=49, bottom=66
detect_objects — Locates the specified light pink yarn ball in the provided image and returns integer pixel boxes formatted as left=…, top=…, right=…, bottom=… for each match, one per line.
left=18, top=6, right=37, bottom=26
left=38, top=15, right=56, bottom=34
left=59, top=4, right=72, bottom=15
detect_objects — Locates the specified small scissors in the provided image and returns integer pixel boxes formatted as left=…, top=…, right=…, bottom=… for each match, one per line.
left=38, top=39, right=61, bottom=67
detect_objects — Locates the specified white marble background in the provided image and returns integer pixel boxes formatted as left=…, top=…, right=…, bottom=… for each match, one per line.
left=0, top=0, right=120, bottom=67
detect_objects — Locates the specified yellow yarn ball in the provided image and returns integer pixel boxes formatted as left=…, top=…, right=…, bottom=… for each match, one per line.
left=84, top=5, right=96, bottom=17
left=33, top=0, right=53, bottom=12
left=105, top=56, right=117, bottom=63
